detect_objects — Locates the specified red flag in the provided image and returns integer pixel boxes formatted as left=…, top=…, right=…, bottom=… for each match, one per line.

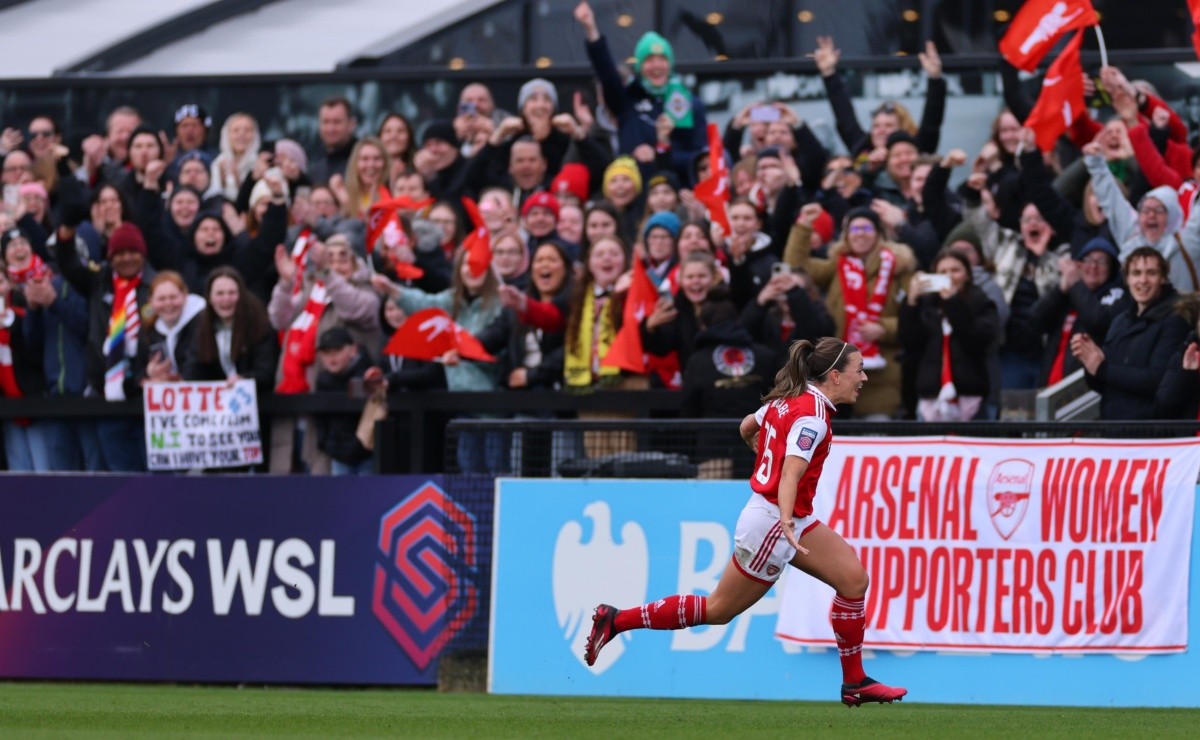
left=1189, top=0, right=1200, bottom=60
left=360, top=186, right=398, bottom=254
left=382, top=307, right=496, bottom=363
left=458, top=196, right=491, bottom=277
left=601, top=256, right=658, bottom=373
left=365, top=194, right=435, bottom=254
left=1024, top=30, right=1086, bottom=153
left=998, top=0, right=1096, bottom=71
left=392, top=263, right=425, bottom=281
left=692, top=122, right=731, bottom=236
left=460, top=196, right=485, bottom=230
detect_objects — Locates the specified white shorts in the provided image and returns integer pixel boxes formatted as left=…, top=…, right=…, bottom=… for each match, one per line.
left=732, top=493, right=819, bottom=584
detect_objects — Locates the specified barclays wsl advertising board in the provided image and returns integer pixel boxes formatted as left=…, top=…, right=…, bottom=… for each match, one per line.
left=490, top=437, right=1200, bottom=706
left=0, top=475, right=487, bottom=684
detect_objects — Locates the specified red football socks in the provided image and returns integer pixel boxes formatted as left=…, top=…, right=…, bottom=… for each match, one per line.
left=613, top=595, right=708, bottom=633
left=831, top=594, right=867, bottom=684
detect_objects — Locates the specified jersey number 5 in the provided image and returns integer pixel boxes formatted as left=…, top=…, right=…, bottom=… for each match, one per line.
left=754, top=421, right=778, bottom=484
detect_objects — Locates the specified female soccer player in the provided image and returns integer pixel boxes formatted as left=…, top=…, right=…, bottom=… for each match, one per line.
left=584, top=337, right=907, bottom=707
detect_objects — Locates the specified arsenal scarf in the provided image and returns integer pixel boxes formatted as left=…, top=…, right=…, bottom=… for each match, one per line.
left=938, top=316, right=957, bottom=402
left=6, top=254, right=50, bottom=286
left=1047, top=311, right=1077, bottom=385
left=0, top=311, right=29, bottom=426
left=102, top=273, right=141, bottom=401
left=0, top=312, right=24, bottom=398
left=289, top=228, right=314, bottom=297
left=276, top=282, right=329, bottom=394
left=837, top=249, right=895, bottom=369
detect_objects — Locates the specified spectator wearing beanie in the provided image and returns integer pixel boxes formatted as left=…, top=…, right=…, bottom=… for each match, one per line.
left=53, top=220, right=154, bottom=471
left=1031, top=237, right=1129, bottom=387
left=641, top=210, right=680, bottom=288
left=163, top=103, right=214, bottom=184
left=574, top=1, right=708, bottom=185
left=864, top=130, right=921, bottom=207
left=551, top=162, right=591, bottom=207
left=415, top=119, right=468, bottom=201
left=602, top=155, right=646, bottom=247
left=520, top=191, right=561, bottom=255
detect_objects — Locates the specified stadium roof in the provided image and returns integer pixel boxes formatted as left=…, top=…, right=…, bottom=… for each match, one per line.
left=0, top=0, right=503, bottom=78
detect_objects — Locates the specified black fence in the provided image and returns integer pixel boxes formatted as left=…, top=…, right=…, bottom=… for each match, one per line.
left=442, top=417, right=1200, bottom=477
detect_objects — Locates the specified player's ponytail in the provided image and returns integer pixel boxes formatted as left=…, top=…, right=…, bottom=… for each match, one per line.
left=763, top=338, right=856, bottom=402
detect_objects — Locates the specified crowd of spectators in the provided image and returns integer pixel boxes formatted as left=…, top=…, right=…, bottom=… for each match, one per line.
left=3, top=0, right=1200, bottom=475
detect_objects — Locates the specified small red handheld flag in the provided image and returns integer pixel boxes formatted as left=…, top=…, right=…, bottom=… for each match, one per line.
left=383, top=307, right=496, bottom=362
left=998, top=0, right=1097, bottom=72
left=1024, top=30, right=1086, bottom=153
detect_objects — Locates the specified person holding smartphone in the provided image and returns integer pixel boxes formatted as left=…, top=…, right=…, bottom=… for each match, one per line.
left=900, top=249, right=1000, bottom=421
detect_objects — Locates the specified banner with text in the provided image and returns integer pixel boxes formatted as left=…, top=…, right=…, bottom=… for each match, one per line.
left=0, top=474, right=494, bottom=685
left=143, top=380, right=262, bottom=470
left=776, top=437, right=1200, bottom=654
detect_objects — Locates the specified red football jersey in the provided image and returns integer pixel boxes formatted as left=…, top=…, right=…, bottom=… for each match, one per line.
left=749, top=386, right=836, bottom=517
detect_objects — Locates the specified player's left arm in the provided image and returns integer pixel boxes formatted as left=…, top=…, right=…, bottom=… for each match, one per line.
left=778, top=455, right=811, bottom=554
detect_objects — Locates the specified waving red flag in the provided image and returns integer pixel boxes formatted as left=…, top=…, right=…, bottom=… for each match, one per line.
left=457, top=196, right=491, bottom=277
left=1024, top=30, right=1086, bottom=153
left=692, top=122, right=731, bottom=236
left=366, top=194, right=431, bottom=254
left=382, top=307, right=496, bottom=362
left=601, top=256, right=659, bottom=373
left=999, top=0, right=1097, bottom=71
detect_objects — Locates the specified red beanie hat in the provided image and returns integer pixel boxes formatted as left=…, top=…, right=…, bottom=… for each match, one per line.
left=550, top=162, right=590, bottom=204
left=812, top=208, right=835, bottom=245
left=106, top=222, right=148, bottom=259
left=521, top=191, right=561, bottom=220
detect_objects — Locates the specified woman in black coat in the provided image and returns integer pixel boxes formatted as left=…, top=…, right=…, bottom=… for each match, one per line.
left=899, top=249, right=1000, bottom=422
left=1073, top=247, right=1190, bottom=420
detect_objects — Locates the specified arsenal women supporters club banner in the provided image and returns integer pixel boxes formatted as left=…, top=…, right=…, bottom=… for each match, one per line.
left=776, top=437, right=1200, bottom=654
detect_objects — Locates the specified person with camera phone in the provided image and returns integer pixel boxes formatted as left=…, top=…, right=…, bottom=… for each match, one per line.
left=899, top=249, right=1000, bottom=421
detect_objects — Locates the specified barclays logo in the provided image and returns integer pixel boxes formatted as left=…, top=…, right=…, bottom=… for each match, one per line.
left=552, top=501, right=648, bottom=674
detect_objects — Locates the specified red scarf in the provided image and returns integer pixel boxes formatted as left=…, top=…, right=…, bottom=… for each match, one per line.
left=290, top=228, right=314, bottom=297
left=838, top=249, right=895, bottom=369
left=276, top=282, right=329, bottom=394
left=6, top=255, right=49, bottom=286
left=939, top=317, right=957, bottom=401
left=0, top=308, right=29, bottom=426
left=1047, top=312, right=1077, bottom=385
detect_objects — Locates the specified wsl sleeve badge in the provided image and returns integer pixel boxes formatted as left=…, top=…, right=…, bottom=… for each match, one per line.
left=798, top=427, right=818, bottom=451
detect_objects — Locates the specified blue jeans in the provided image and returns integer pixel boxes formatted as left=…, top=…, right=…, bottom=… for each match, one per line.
left=1000, top=352, right=1041, bottom=391
left=457, top=430, right=510, bottom=475
left=95, top=417, right=147, bottom=472
left=331, top=457, right=374, bottom=476
left=42, top=419, right=105, bottom=471
left=2, top=420, right=53, bottom=471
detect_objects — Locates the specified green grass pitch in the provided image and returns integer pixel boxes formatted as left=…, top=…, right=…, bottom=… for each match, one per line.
left=1, top=682, right=1197, bottom=738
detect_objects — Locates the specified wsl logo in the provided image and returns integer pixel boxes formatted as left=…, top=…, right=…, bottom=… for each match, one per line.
left=373, top=482, right=479, bottom=670
left=552, top=502, right=648, bottom=674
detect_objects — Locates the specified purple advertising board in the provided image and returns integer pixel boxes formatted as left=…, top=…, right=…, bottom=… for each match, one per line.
left=0, top=475, right=488, bottom=684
